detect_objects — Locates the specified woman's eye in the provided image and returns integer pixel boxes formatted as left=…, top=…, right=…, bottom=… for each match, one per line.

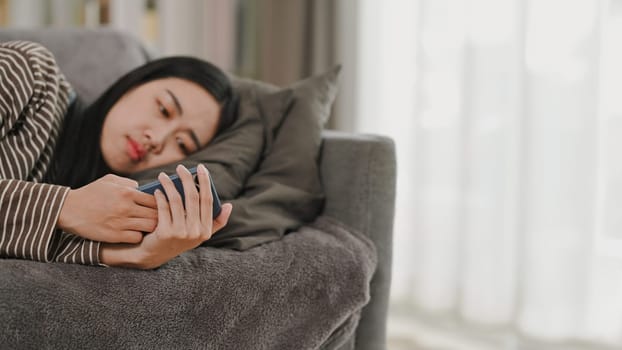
left=158, top=103, right=170, bottom=118
left=176, top=137, right=189, bottom=155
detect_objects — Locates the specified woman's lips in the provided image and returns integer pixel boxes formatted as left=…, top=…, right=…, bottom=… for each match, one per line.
left=127, top=137, right=146, bottom=162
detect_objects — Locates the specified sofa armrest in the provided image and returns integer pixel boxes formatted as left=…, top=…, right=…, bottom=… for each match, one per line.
left=319, top=130, right=396, bottom=350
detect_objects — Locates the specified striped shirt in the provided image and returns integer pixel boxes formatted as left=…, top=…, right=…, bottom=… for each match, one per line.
left=0, top=41, right=100, bottom=266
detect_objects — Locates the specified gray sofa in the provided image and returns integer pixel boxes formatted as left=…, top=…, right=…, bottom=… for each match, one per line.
left=0, top=28, right=395, bottom=350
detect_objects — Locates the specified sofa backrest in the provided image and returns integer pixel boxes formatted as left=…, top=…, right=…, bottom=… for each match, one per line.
left=0, top=27, right=151, bottom=104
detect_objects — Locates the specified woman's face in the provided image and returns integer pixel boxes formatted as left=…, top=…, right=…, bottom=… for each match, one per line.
left=100, top=77, right=221, bottom=174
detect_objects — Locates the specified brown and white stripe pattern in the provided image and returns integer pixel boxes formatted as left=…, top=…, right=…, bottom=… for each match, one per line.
left=0, top=41, right=101, bottom=265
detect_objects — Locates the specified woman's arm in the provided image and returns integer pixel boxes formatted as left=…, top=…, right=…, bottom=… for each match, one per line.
left=0, top=41, right=71, bottom=174
left=0, top=41, right=101, bottom=265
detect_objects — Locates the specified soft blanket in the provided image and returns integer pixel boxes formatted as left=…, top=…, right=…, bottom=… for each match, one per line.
left=0, top=217, right=376, bottom=350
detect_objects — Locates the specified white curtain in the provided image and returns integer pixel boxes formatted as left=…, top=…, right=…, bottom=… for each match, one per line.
left=348, top=0, right=622, bottom=347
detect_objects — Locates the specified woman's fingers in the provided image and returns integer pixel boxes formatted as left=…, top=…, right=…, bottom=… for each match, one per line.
left=159, top=172, right=184, bottom=224
left=127, top=204, right=158, bottom=220
left=196, top=164, right=214, bottom=227
left=102, top=174, right=138, bottom=188
left=177, top=164, right=200, bottom=225
left=212, top=203, right=233, bottom=233
left=132, top=190, right=158, bottom=209
left=123, top=217, right=157, bottom=233
left=154, top=189, right=171, bottom=227
left=119, top=230, right=144, bottom=244
left=144, top=166, right=227, bottom=246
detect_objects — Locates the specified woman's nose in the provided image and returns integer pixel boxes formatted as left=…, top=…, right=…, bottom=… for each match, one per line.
left=143, top=128, right=167, bottom=154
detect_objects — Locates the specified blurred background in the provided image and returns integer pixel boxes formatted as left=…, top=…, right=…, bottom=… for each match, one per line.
left=3, top=0, right=622, bottom=349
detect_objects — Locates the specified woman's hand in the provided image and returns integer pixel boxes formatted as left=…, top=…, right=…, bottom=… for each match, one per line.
left=57, top=174, right=158, bottom=243
left=137, top=164, right=232, bottom=269
left=100, top=164, right=232, bottom=269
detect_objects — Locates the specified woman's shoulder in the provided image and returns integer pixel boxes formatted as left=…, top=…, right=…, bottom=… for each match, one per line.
left=0, top=39, right=72, bottom=142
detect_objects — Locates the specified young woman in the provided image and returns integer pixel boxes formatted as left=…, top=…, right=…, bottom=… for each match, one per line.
left=0, top=41, right=235, bottom=269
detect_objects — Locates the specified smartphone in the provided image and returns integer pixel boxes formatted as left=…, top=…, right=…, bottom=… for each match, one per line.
left=137, top=166, right=222, bottom=218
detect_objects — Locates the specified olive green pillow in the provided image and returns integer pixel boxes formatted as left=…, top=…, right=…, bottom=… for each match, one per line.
left=209, top=66, right=341, bottom=249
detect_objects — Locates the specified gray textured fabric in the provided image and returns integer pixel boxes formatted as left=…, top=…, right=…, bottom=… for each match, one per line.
left=0, top=217, right=376, bottom=350
left=319, top=131, right=396, bottom=350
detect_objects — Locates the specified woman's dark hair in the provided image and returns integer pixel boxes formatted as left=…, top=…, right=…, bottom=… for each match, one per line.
left=46, top=56, right=238, bottom=189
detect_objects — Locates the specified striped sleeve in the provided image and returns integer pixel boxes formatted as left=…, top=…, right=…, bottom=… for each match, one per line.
left=0, top=41, right=101, bottom=266
left=0, top=40, right=69, bottom=180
